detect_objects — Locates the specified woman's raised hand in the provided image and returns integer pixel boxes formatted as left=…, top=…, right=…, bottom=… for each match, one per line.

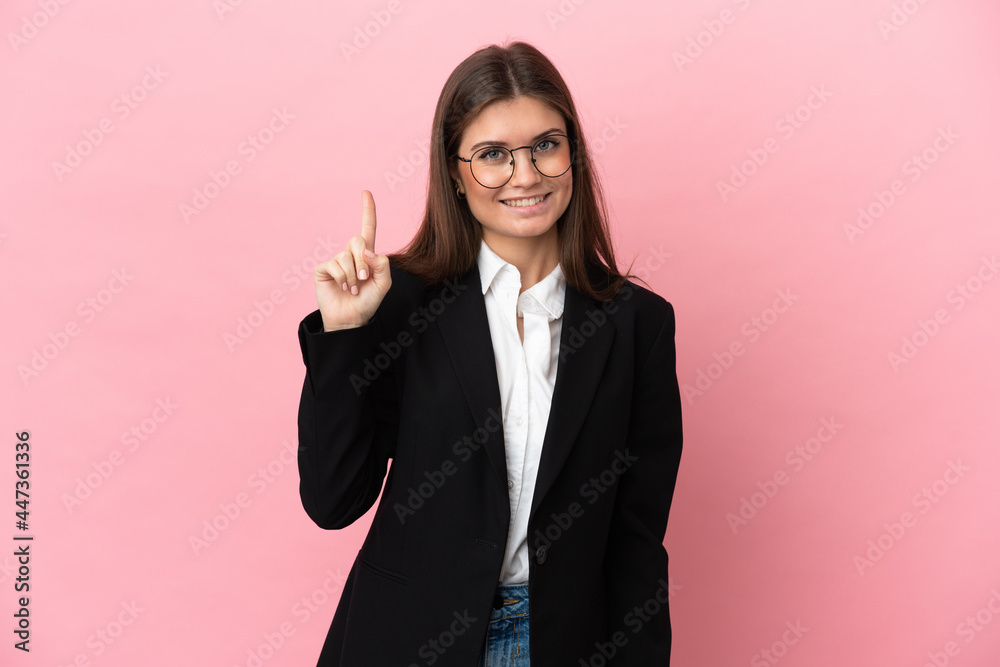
left=314, top=190, right=392, bottom=331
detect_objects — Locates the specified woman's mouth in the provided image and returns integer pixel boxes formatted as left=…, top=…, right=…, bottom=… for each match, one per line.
left=500, top=193, right=549, bottom=209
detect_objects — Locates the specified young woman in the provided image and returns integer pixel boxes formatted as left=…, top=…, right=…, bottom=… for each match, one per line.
left=296, top=41, right=683, bottom=666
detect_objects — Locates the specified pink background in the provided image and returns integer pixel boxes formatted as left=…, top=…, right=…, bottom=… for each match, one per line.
left=3, top=0, right=999, bottom=665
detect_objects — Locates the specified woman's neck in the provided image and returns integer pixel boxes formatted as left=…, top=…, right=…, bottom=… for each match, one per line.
left=482, top=227, right=560, bottom=293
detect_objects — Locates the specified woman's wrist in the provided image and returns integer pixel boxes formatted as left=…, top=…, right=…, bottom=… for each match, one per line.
left=323, top=321, right=364, bottom=332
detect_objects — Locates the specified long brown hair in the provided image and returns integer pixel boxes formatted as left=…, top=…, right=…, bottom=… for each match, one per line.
left=387, top=40, right=636, bottom=301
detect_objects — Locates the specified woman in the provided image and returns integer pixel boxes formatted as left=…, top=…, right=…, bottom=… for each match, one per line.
left=296, top=41, right=683, bottom=666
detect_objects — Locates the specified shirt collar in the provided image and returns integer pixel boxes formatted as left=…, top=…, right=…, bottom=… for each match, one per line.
left=477, top=239, right=566, bottom=320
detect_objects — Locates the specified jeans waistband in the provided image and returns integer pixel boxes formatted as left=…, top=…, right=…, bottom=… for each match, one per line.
left=492, top=583, right=528, bottom=609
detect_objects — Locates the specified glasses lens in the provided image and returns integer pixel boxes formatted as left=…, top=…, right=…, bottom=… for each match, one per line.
left=532, top=135, right=572, bottom=178
left=469, top=135, right=573, bottom=188
left=470, top=147, right=514, bottom=188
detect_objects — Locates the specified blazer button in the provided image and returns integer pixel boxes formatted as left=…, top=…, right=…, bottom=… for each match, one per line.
left=535, top=545, right=547, bottom=564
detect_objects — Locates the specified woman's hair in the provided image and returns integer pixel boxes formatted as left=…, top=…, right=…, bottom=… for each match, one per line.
left=387, top=40, right=636, bottom=301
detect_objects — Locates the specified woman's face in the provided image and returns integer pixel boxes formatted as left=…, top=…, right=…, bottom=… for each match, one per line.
left=450, top=96, right=573, bottom=249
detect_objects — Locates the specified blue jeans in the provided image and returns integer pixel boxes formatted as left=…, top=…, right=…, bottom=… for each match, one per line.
left=477, top=583, right=530, bottom=666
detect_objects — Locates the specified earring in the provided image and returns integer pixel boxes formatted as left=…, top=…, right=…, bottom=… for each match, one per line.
left=455, top=182, right=465, bottom=199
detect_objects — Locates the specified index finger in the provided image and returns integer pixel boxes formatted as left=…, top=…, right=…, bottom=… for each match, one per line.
left=361, top=189, right=377, bottom=251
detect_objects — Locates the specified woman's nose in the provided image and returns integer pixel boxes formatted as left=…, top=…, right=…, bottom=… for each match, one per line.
left=508, top=147, right=542, bottom=187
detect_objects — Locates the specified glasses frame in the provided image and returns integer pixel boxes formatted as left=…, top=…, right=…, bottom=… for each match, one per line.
left=453, top=133, right=575, bottom=189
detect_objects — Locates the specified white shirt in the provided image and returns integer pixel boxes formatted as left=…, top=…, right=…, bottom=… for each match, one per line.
left=476, top=239, right=566, bottom=584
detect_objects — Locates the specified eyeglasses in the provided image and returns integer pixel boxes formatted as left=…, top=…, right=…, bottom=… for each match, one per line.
left=453, top=133, right=574, bottom=189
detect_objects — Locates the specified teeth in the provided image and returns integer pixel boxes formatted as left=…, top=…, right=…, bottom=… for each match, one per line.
left=502, top=194, right=546, bottom=207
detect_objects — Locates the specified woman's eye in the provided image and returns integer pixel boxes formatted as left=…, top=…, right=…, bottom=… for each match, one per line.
left=535, top=138, right=558, bottom=152
left=478, top=148, right=506, bottom=161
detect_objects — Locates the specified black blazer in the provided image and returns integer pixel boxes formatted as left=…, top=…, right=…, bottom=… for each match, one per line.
left=296, top=261, right=683, bottom=666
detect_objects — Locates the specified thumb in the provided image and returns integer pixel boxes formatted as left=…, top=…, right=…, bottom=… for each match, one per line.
left=365, top=249, right=390, bottom=279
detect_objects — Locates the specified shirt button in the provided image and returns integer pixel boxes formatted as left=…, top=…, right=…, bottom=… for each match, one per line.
left=516, top=416, right=523, bottom=426
left=507, top=478, right=514, bottom=489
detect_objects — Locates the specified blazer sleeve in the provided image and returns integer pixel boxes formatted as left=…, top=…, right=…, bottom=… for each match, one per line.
left=604, top=298, right=683, bottom=663
left=296, top=305, right=401, bottom=530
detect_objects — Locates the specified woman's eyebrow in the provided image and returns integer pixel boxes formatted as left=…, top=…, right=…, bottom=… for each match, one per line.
left=469, top=127, right=564, bottom=152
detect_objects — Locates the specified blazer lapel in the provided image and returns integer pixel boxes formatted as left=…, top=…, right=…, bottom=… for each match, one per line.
left=530, top=269, right=616, bottom=522
left=434, top=262, right=617, bottom=523
left=434, top=263, right=509, bottom=491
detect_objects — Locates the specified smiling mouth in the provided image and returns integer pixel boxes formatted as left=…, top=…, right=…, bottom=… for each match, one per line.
left=501, top=193, right=549, bottom=208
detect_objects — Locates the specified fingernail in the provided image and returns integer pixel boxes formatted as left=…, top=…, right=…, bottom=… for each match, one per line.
left=358, top=269, right=368, bottom=280
left=342, top=282, right=348, bottom=291
left=351, top=285, right=358, bottom=295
